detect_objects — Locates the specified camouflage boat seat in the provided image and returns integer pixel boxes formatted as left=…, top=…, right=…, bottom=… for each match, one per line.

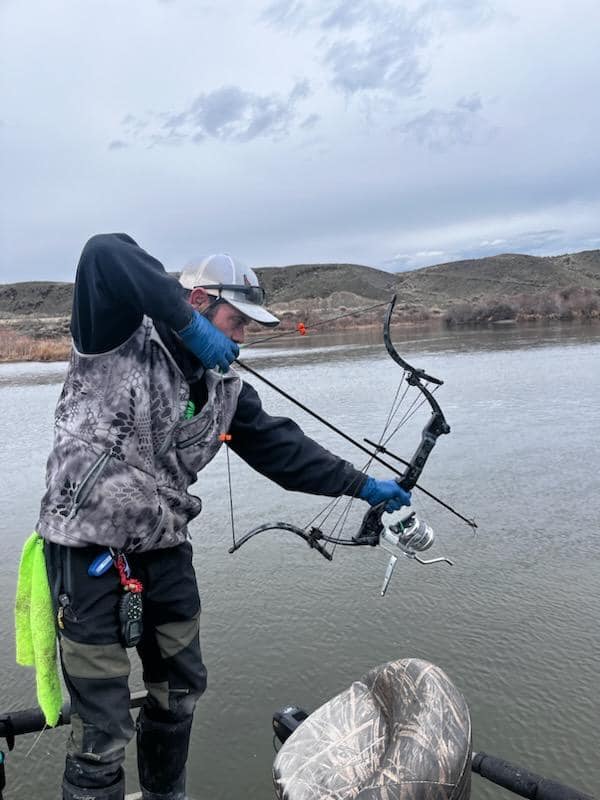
left=273, top=658, right=472, bottom=800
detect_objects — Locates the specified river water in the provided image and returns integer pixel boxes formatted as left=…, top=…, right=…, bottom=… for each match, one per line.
left=0, top=322, right=598, bottom=799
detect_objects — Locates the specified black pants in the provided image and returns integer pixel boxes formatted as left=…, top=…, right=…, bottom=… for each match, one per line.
left=45, top=540, right=206, bottom=792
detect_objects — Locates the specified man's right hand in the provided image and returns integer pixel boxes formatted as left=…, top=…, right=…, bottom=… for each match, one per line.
left=178, top=310, right=239, bottom=371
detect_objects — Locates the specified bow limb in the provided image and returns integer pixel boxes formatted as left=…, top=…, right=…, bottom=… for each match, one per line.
left=228, top=522, right=333, bottom=561
left=382, top=294, right=450, bottom=491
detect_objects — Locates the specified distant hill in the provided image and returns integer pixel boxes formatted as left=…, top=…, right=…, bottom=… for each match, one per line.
left=391, top=250, right=600, bottom=307
left=257, top=249, right=600, bottom=306
left=254, top=251, right=600, bottom=326
left=1, top=249, right=599, bottom=338
left=0, top=281, right=74, bottom=318
left=255, top=262, right=395, bottom=304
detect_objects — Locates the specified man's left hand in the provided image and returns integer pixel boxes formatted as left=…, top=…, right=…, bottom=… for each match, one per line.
left=359, top=477, right=412, bottom=512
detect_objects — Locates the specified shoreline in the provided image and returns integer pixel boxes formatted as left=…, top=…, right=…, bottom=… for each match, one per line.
left=1, top=316, right=600, bottom=364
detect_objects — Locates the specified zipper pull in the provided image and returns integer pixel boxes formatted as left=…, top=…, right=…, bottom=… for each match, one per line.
left=57, top=593, right=70, bottom=630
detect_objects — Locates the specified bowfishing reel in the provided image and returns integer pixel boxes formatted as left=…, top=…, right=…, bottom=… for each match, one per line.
left=379, top=511, right=453, bottom=595
left=354, top=505, right=452, bottom=596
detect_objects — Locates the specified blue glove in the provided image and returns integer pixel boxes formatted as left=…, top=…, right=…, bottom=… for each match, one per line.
left=359, top=477, right=412, bottom=512
left=178, top=310, right=239, bottom=372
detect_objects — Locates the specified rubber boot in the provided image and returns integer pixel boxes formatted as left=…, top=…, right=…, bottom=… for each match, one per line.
left=137, top=709, right=193, bottom=800
left=62, top=773, right=125, bottom=800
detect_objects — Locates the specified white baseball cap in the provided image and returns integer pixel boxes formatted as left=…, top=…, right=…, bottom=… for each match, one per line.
left=179, top=253, right=279, bottom=327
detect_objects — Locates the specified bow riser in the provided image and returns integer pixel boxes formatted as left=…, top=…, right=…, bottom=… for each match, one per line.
left=400, top=411, right=450, bottom=491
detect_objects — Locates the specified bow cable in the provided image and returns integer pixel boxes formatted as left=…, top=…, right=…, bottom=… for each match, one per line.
left=234, top=358, right=476, bottom=529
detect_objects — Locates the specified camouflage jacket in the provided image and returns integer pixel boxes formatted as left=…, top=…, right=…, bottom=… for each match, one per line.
left=37, top=317, right=241, bottom=551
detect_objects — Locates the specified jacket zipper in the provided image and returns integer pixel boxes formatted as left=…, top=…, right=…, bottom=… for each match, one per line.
left=157, top=421, right=180, bottom=458
left=176, top=428, right=212, bottom=449
left=57, top=547, right=79, bottom=626
left=67, top=451, right=111, bottom=520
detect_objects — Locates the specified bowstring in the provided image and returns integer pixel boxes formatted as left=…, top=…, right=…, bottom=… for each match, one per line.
left=381, top=383, right=440, bottom=447
left=305, top=366, right=415, bottom=557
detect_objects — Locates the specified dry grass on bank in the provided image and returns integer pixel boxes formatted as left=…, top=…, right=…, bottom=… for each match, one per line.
left=444, top=286, right=600, bottom=326
left=0, top=327, right=70, bottom=362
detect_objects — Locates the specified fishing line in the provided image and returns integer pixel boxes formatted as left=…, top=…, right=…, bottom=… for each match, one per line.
left=243, top=301, right=389, bottom=348
left=224, top=444, right=236, bottom=547
left=24, top=723, right=47, bottom=758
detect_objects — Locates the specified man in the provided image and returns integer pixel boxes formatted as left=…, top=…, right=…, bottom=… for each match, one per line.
left=37, top=233, right=411, bottom=800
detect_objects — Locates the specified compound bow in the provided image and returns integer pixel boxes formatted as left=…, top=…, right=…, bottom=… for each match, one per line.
left=229, top=295, right=475, bottom=592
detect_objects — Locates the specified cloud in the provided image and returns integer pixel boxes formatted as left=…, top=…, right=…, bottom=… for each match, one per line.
left=324, top=24, right=427, bottom=97
left=263, top=1, right=429, bottom=98
left=262, top=0, right=415, bottom=32
left=479, top=229, right=564, bottom=253
left=398, top=94, right=492, bottom=151
left=321, top=1, right=378, bottom=30
left=385, top=228, right=568, bottom=271
left=386, top=251, right=450, bottom=271
left=300, top=113, right=320, bottom=129
left=260, top=0, right=308, bottom=30
left=457, top=93, right=482, bottom=112
left=419, top=0, right=496, bottom=31
left=261, top=1, right=495, bottom=103
left=115, top=81, right=312, bottom=147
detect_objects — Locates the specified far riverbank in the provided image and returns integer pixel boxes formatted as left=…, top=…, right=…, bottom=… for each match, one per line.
left=2, top=314, right=600, bottom=364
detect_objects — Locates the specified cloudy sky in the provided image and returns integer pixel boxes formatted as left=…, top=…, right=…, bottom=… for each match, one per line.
left=1, top=0, right=599, bottom=282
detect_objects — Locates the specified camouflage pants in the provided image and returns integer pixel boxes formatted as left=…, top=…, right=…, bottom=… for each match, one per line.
left=45, top=540, right=206, bottom=792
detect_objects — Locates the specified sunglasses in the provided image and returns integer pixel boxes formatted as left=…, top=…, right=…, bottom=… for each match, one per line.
left=196, top=283, right=267, bottom=306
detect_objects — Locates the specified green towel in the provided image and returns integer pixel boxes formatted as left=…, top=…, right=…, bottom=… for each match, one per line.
left=15, top=532, right=62, bottom=727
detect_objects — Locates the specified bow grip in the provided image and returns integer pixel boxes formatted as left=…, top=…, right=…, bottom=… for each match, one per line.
left=353, top=501, right=387, bottom=546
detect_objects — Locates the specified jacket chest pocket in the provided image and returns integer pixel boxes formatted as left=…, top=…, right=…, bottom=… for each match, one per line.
left=175, top=402, right=220, bottom=450
left=174, top=411, right=224, bottom=476
left=176, top=420, right=213, bottom=449
left=156, top=410, right=214, bottom=460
